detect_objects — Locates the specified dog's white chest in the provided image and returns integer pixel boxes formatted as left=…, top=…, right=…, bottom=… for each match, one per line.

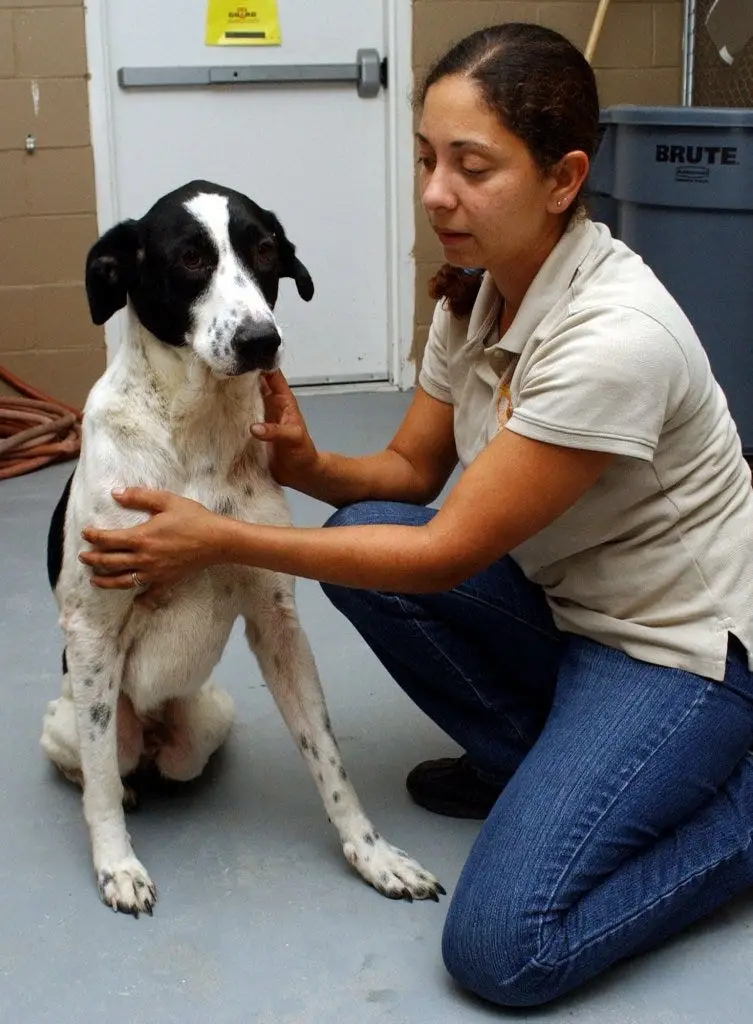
left=183, top=460, right=282, bottom=523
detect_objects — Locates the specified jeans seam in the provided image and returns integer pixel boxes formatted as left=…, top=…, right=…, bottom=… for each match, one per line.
left=535, top=680, right=717, bottom=962
left=392, top=592, right=532, bottom=749
left=454, top=585, right=562, bottom=644
left=540, top=833, right=753, bottom=972
left=496, top=836, right=752, bottom=990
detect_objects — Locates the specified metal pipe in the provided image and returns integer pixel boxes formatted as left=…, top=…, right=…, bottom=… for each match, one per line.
left=682, top=0, right=697, bottom=105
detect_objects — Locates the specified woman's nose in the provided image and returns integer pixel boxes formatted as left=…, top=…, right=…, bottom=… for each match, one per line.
left=421, top=167, right=457, bottom=212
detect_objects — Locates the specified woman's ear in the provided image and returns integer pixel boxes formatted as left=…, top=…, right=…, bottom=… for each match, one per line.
left=548, top=150, right=591, bottom=214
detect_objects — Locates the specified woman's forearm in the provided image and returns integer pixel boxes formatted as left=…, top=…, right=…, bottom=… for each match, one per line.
left=300, top=448, right=439, bottom=508
left=216, top=517, right=461, bottom=592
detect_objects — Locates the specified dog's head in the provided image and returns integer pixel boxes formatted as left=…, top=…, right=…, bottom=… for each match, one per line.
left=85, top=180, right=314, bottom=376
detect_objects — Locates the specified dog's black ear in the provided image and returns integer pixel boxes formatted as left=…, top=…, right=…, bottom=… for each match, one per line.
left=283, top=251, right=315, bottom=302
left=85, top=219, right=141, bottom=325
left=268, top=217, right=314, bottom=302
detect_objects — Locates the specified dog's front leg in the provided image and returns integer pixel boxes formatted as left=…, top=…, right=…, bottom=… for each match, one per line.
left=245, top=586, right=444, bottom=902
left=65, top=617, right=156, bottom=916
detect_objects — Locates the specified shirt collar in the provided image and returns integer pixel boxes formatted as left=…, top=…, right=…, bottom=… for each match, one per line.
left=466, top=218, right=599, bottom=355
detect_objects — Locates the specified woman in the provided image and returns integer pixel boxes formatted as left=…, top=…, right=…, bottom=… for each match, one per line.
left=80, top=24, right=753, bottom=1007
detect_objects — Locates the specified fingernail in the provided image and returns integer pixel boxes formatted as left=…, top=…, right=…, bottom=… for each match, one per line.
left=112, top=488, right=125, bottom=497
left=250, top=425, right=265, bottom=437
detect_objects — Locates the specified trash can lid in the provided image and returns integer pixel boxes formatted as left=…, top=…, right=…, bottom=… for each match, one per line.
left=601, top=104, right=753, bottom=128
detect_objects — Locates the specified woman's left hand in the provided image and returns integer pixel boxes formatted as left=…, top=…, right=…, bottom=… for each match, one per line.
left=80, top=488, right=227, bottom=603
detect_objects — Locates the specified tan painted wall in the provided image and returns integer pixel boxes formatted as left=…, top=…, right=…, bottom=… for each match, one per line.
left=411, top=0, right=685, bottom=366
left=0, top=0, right=103, bottom=410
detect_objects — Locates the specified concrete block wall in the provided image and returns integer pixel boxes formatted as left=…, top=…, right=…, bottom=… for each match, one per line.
left=0, top=1, right=686, bottom=396
left=411, top=0, right=685, bottom=365
left=0, top=0, right=103, bottom=410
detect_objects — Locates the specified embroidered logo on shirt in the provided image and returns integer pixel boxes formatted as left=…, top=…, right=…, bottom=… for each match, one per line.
left=496, top=380, right=514, bottom=427
left=495, top=353, right=519, bottom=428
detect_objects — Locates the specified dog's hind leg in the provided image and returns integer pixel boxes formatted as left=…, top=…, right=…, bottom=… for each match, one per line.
left=41, top=691, right=85, bottom=785
left=244, top=580, right=444, bottom=903
left=63, top=611, right=157, bottom=916
left=41, top=675, right=146, bottom=807
left=154, top=681, right=234, bottom=782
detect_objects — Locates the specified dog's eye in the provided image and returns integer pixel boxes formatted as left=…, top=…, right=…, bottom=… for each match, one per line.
left=181, top=249, right=206, bottom=271
left=257, top=238, right=276, bottom=263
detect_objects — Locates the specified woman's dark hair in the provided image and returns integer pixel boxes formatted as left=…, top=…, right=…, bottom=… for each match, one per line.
left=418, top=23, right=600, bottom=318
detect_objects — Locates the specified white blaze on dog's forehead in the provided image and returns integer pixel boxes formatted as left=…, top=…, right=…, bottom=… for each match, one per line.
left=184, top=191, right=272, bottom=318
left=184, top=193, right=231, bottom=253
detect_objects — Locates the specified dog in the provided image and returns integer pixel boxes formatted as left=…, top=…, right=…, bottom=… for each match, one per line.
left=41, top=180, right=443, bottom=916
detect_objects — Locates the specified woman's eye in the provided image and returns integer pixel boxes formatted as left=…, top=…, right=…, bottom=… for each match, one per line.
left=181, top=249, right=205, bottom=270
left=417, top=155, right=434, bottom=170
left=462, top=165, right=487, bottom=177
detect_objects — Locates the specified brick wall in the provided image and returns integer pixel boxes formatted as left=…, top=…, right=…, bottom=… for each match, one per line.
left=0, top=0, right=103, bottom=410
left=411, top=0, right=685, bottom=365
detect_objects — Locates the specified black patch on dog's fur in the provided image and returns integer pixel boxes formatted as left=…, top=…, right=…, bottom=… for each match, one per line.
left=90, top=703, right=112, bottom=733
left=47, top=471, right=74, bottom=590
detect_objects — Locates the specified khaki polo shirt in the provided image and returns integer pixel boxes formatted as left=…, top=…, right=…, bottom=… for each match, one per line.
left=419, top=218, right=753, bottom=680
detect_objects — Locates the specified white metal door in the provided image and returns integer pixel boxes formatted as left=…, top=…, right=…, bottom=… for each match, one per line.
left=85, top=1, right=415, bottom=387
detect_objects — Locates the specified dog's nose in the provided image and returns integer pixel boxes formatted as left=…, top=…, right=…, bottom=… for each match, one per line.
left=232, top=320, right=281, bottom=373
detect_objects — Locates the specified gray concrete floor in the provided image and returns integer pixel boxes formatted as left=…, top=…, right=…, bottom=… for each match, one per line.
left=2, top=389, right=753, bottom=1023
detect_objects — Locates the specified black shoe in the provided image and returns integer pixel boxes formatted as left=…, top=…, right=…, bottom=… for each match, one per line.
left=406, top=755, right=505, bottom=819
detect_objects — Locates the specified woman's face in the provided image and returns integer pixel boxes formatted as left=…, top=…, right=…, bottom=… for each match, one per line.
left=417, top=75, right=561, bottom=273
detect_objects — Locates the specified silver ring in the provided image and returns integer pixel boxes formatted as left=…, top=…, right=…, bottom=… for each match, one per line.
left=131, top=571, right=145, bottom=589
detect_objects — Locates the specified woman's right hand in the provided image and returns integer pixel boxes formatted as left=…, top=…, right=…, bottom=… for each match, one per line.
left=251, top=369, right=321, bottom=490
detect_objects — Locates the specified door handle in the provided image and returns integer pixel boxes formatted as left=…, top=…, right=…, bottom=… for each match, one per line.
left=117, top=48, right=386, bottom=98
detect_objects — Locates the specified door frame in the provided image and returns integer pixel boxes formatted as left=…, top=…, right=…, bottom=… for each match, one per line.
left=83, top=0, right=416, bottom=390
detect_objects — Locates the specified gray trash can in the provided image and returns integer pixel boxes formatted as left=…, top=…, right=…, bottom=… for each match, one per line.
left=588, top=105, right=753, bottom=455
left=584, top=122, right=619, bottom=235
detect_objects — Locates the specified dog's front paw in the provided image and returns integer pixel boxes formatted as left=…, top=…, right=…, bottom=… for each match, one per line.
left=96, top=858, right=157, bottom=917
left=343, top=833, right=446, bottom=902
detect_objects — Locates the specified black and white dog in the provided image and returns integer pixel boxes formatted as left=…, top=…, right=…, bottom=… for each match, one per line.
left=42, top=180, right=442, bottom=916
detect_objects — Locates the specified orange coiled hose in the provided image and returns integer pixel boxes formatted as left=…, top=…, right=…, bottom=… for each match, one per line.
left=0, top=364, right=82, bottom=480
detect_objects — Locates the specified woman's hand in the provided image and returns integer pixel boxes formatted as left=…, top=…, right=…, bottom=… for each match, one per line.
left=251, top=370, right=321, bottom=490
left=79, top=488, right=228, bottom=603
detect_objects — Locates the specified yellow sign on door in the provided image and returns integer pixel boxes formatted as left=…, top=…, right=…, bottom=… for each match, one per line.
left=205, top=1, right=282, bottom=47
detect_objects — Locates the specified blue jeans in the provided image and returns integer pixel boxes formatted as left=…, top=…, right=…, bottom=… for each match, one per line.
left=321, top=501, right=753, bottom=1007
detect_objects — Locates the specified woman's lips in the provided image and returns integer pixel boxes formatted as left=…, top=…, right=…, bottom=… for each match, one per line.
left=435, top=230, right=471, bottom=247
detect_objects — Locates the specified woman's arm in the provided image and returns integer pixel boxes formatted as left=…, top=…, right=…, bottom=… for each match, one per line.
left=253, top=371, right=458, bottom=507
left=81, top=429, right=612, bottom=597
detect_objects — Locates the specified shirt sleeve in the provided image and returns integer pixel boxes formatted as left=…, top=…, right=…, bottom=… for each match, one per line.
left=506, top=305, right=691, bottom=461
left=417, top=301, right=453, bottom=404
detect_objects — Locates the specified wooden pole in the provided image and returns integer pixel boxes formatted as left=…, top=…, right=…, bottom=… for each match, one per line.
left=584, top=0, right=612, bottom=63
